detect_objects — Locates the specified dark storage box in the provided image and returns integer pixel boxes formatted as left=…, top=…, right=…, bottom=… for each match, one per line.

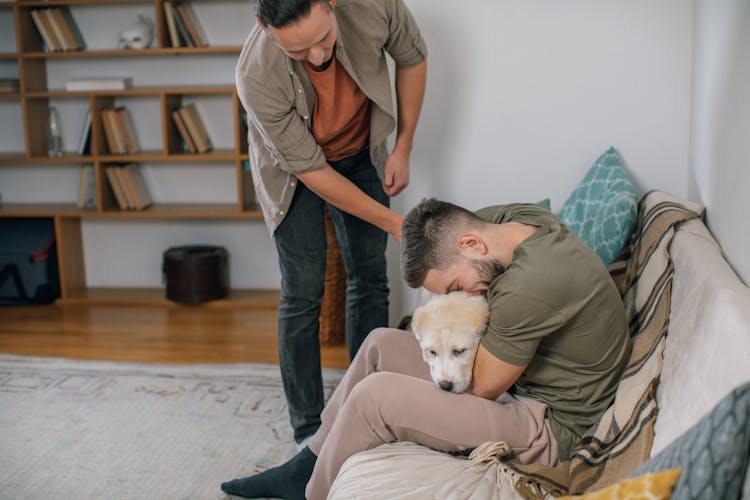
left=162, top=245, right=229, bottom=305
left=0, top=218, right=60, bottom=305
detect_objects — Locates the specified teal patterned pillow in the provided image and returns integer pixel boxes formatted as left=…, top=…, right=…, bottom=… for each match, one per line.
left=631, top=383, right=750, bottom=500
left=557, top=147, right=637, bottom=267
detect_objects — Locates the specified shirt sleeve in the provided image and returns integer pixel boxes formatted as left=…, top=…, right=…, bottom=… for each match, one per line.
left=480, top=292, right=567, bottom=366
left=237, top=73, right=327, bottom=175
left=383, top=0, right=428, bottom=67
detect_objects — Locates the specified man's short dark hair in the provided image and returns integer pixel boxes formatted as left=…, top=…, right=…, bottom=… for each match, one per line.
left=256, top=0, right=331, bottom=29
left=400, top=198, right=484, bottom=288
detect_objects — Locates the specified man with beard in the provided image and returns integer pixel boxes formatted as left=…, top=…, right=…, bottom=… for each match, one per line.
left=222, top=198, right=631, bottom=499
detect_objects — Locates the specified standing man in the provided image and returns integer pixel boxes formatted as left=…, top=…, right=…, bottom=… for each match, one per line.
left=235, top=0, right=427, bottom=447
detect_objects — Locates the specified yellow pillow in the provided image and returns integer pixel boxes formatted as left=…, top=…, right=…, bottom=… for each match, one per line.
left=559, top=468, right=682, bottom=500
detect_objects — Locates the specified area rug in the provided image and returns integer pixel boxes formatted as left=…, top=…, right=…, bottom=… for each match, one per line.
left=0, top=354, right=345, bottom=500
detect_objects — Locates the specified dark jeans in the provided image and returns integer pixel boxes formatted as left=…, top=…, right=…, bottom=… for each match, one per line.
left=273, top=149, right=390, bottom=442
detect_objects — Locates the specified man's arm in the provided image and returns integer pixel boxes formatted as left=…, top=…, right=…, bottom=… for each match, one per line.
left=470, top=344, right=527, bottom=400
left=296, top=165, right=404, bottom=242
left=383, top=60, right=427, bottom=197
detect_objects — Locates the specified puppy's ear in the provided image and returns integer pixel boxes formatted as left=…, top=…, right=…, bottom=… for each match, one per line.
left=411, top=305, right=426, bottom=340
left=468, top=295, right=490, bottom=332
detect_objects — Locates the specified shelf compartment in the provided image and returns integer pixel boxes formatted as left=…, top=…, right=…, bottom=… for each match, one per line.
left=0, top=99, right=24, bottom=155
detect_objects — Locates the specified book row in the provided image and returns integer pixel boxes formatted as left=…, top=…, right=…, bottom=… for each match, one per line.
left=70, top=103, right=214, bottom=156
left=26, top=2, right=209, bottom=53
left=163, top=2, right=208, bottom=48
left=30, top=7, right=86, bottom=52
left=77, top=163, right=153, bottom=211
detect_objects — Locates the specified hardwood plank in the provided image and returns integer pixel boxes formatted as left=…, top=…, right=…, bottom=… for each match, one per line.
left=0, top=304, right=351, bottom=369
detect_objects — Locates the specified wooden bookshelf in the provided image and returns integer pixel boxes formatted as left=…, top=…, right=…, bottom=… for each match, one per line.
left=0, top=1, right=269, bottom=307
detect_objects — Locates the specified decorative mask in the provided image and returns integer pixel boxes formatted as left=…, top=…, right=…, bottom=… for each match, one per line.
left=118, top=15, right=154, bottom=50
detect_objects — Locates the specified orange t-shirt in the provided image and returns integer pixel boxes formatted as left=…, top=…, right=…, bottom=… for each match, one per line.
left=304, top=53, right=371, bottom=161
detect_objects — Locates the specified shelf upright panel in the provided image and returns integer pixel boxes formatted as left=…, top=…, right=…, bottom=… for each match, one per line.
left=55, top=213, right=86, bottom=301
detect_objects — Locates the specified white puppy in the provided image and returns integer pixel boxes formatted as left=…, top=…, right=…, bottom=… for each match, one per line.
left=411, top=291, right=490, bottom=393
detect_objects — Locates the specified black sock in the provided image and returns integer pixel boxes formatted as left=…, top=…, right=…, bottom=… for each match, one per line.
left=220, top=446, right=316, bottom=499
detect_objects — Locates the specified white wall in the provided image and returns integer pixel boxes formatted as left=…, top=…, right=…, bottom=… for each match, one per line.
left=389, top=0, right=694, bottom=320
left=0, top=2, right=699, bottom=318
left=688, top=0, right=750, bottom=286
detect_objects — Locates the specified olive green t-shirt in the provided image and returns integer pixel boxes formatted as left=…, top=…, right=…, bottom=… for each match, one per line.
left=475, top=203, right=631, bottom=461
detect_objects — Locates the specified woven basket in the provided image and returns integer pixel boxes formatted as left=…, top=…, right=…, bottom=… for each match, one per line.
left=319, top=208, right=347, bottom=346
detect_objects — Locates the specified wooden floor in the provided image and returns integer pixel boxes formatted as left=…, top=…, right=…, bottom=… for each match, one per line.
left=0, top=304, right=350, bottom=369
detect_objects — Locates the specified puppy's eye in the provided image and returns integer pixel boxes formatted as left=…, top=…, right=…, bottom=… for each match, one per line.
left=428, top=350, right=437, bottom=357
left=452, top=348, right=466, bottom=356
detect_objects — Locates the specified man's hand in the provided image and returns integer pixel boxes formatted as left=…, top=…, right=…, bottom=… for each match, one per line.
left=383, top=147, right=410, bottom=197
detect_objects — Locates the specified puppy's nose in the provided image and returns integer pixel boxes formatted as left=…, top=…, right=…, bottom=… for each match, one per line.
left=438, top=380, right=454, bottom=392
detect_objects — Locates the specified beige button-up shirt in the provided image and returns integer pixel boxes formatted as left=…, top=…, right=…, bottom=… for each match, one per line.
left=235, top=0, right=427, bottom=233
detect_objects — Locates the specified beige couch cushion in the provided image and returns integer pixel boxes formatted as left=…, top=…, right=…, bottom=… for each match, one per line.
left=653, top=219, right=750, bottom=455
left=328, top=441, right=524, bottom=500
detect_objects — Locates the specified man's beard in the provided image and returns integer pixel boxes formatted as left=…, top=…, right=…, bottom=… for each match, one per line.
left=472, top=258, right=505, bottom=287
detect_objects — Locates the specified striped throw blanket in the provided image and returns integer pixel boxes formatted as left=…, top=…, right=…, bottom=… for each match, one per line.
left=467, top=191, right=705, bottom=498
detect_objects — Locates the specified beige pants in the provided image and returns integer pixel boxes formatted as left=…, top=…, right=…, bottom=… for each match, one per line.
left=305, top=328, right=559, bottom=500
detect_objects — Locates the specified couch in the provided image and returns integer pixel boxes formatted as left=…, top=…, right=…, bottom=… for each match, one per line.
left=328, top=189, right=750, bottom=499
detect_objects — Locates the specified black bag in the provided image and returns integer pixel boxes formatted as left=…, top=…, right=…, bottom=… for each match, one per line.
left=162, top=245, right=229, bottom=305
left=0, top=218, right=61, bottom=305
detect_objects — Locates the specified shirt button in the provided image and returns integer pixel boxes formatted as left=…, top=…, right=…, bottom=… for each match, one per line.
left=303, top=115, right=309, bottom=120
left=279, top=211, right=285, bottom=216
left=298, top=88, right=303, bottom=93
left=290, top=181, right=296, bottom=187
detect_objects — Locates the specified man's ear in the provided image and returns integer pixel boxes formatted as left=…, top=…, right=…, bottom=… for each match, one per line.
left=456, top=233, right=487, bottom=256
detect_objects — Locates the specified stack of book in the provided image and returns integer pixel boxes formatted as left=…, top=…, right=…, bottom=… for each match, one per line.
left=100, top=107, right=140, bottom=155
left=172, top=103, right=213, bottom=154
left=163, top=2, right=208, bottom=48
left=30, top=7, right=86, bottom=52
left=105, top=163, right=153, bottom=210
left=0, top=78, right=20, bottom=94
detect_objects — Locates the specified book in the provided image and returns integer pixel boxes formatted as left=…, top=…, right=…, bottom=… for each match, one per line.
left=121, top=164, right=152, bottom=210
left=178, top=103, right=212, bottom=153
left=0, top=78, right=20, bottom=94
left=105, top=166, right=129, bottom=209
left=171, top=109, right=197, bottom=153
left=113, top=166, right=136, bottom=208
left=100, top=107, right=139, bottom=155
left=77, top=110, right=92, bottom=155
left=163, top=2, right=181, bottom=48
left=42, top=9, right=66, bottom=51
left=100, top=109, right=118, bottom=154
left=59, top=6, right=86, bottom=50
left=76, top=165, right=96, bottom=209
left=30, top=9, right=58, bottom=52
left=113, top=107, right=140, bottom=154
left=175, top=3, right=208, bottom=47
left=51, top=8, right=80, bottom=51
left=106, top=109, right=127, bottom=154
left=171, top=3, right=195, bottom=47
left=65, top=78, right=133, bottom=92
